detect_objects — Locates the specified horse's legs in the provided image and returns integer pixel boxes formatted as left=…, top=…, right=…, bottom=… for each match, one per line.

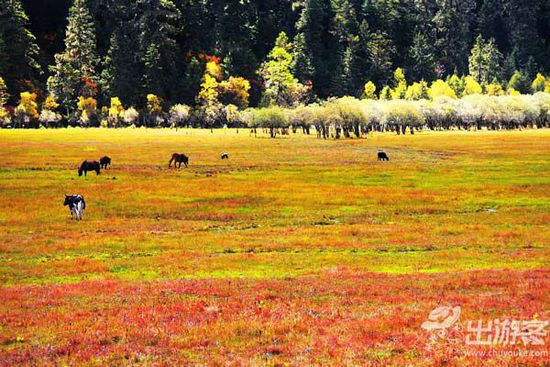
left=169, top=158, right=173, bottom=168
left=84, top=170, right=87, bottom=176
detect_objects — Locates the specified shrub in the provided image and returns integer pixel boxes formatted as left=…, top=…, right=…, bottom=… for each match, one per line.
left=123, top=107, right=140, bottom=126
left=169, top=104, right=190, bottom=127
left=250, top=106, right=288, bottom=137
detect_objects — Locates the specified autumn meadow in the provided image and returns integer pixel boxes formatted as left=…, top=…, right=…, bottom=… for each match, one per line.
left=0, top=128, right=547, bottom=366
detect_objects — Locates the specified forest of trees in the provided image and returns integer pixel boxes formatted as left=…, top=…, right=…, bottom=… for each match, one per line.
left=0, top=0, right=549, bottom=132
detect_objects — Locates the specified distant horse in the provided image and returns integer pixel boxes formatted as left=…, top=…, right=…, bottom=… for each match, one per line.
left=78, top=160, right=101, bottom=176
left=64, top=194, right=86, bottom=220
left=169, top=153, right=189, bottom=168
left=377, top=151, right=390, bottom=161
left=100, top=156, right=111, bottom=169
left=220, top=153, right=229, bottom=160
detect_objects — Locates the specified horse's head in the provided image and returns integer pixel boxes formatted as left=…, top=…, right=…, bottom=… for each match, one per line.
left=63, top=195, right=71, bottom=206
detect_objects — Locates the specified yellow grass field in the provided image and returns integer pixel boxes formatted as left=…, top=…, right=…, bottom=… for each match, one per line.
left=0, top=128, right=549, bottom=366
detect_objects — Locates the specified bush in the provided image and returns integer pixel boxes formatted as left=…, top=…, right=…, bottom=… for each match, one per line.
left=169, top=104, right=190, bottom=127
left=250, top=106, right=288, bottom=137
left=382, top=100, right=422, bottom=134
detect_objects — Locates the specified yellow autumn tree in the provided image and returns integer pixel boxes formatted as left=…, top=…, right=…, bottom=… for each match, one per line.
left=43, top=96, right=59, bottom=111
left=219, top=76, right=251, bottom=108
left=429, top=80, right=457, bottom=99
left=108, top=97, right=125, bottom=127
left=77, top=96, right=97, bottom=126
left=146, top=94, right=163, bottom=126
left=463, top=76, right=483, bottom=95
left=362, top=81, right=376, bottom=99
left=15, top=92, right=39, bottom=126
left=529, top=73, right=545, bottom=93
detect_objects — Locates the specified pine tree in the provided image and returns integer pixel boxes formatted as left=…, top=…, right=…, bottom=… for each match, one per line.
left=48, top=0, right=99, bottom=112
left=101, top=25, right=142, bottom=105
left=293, top=0, right=332, bottom=96
left=367, top=31, right=395, bottom=87
left=330, top=0, right=359, bottom=96
left=0, top=0, right=41, bottom=102
left=139, top=0, right=182, bottom=101
left=468, top=35, right=502, bottom=84
left=409, top=32, right=435, bottom=82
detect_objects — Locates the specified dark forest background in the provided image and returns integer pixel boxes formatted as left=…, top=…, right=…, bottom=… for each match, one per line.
left=10, top=0, right=550, bottom=107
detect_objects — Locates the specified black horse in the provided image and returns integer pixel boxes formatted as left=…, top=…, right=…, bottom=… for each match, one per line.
left=377, top=151, right=390, bottom=161
left=100, top=156, right=111, bottom=169
left=169, top=153, right=189, bottom=168
left=220, top=153, right=229, bottom=160
left=64, top=194, right=86, bottom=220
left=78, top=160, right=101, bottom=176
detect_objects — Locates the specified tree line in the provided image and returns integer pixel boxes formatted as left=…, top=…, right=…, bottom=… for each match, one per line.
left=0, top=0, right=549, bottom=131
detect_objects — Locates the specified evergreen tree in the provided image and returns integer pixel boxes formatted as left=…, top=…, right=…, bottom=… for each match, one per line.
left=139, top=0, right=182, bottom=101
left=367, top=31, right=396, bottom=87
left=0, top=0, right=42, bottom=102
left=48, top=0, right=99, bottom=112
left=409, top=32, right=435, bottom=82
left=330, top=0, right=359, bottom=96
left=433, top=0, right=475, bottom=76
left=468, top=35, right=502, bottom=84
left=507, top=70, right=530, bottom=93
left=101, top=25, right=142, bottom=105
left=293, top=0, right=332, bottom=96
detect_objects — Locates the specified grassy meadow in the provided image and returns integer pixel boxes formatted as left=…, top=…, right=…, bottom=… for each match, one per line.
left=0, top=128, right=548, bottom=366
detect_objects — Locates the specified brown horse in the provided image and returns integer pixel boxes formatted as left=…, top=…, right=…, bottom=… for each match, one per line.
left=78, top=160, right=101, bottom=176
left=169, top=153, right=189, bottom=168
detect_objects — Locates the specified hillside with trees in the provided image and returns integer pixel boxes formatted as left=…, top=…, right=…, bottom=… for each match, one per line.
left=1, top=0, right=549, bottom=131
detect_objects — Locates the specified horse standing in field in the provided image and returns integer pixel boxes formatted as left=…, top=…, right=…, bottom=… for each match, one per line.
left=220, top=153, right=229, bottom=159
left=169, top=153, right=189, bottom=168
left=78, top=160, right=101, bottom=176
left=100, top=156, right=111, bottom=169
left=64, top=194, right=86, bottom=220
left=377, top=151, right=390, bottom=161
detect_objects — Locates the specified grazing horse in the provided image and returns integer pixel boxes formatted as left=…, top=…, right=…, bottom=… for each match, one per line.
left=100, top=156, right=111, bottom=169
left=220, top=153, right=229, bottom=160
left=64, top=194, right=86, bottom=220
left=377, top=151, right=390, bottom=161
left=78, top=160, right=101, bottom=176
left=169, top=153, right=189, bottom=168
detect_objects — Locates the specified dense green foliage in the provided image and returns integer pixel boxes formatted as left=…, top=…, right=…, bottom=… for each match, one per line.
left=0, top=0, right=545, bottom=106
left=1, top=0, right=550, bottom=133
